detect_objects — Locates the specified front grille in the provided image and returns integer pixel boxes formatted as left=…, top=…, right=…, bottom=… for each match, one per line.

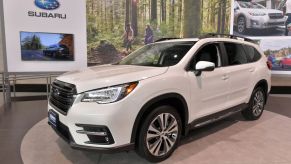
left=49, top=80, right=77, bottom=115
left=268, top=21, right=285, bottom=26
left=269, top=13, right=284, bottom=19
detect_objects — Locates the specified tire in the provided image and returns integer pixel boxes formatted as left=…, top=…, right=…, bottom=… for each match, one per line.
left=242, top=87, right=266, bottom=120
left=237, top=16, right=247, bottom=34
left=137, top=105, right=182, bottom=163
left=52, top=52, right=57, bottom=58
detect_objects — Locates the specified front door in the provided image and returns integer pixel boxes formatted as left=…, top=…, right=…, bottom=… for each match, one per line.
left=187, top=43, right=229, bottom=121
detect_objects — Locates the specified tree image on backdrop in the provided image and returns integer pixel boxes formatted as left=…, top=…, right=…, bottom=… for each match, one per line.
left=87, top=0, right=231, bottom=66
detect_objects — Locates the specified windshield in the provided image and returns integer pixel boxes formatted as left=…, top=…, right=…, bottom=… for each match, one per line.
left=118, top=41, right=195, bottom=67
left=48, top=45, right=58, bottom=48
left=237, top=1, right=265, bottom=9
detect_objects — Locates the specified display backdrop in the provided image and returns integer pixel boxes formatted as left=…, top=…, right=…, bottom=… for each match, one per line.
left=86, top=0, right=232, bottom=66
left=258, top=37, right=291, bottom=73
left=231, top=0, right=287, bottom=37
left=3, top=0, right=290, bottom=75
left=2, top=0, right=87, bottom=72
left=230, top=0, right=291, bottom=74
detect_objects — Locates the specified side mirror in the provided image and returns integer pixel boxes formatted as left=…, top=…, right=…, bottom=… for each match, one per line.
left=194, top=61, right=215, bottom=76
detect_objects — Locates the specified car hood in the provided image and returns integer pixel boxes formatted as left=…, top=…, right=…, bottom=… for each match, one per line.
left=56, top=64, right=169, bottom=93
left=242, top=8, right=283, bottom=14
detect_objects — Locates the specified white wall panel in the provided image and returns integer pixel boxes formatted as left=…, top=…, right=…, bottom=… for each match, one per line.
left=2, top=0, right=87, bottom=72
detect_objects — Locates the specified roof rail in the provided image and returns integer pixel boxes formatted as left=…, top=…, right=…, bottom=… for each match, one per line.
left=155, top=38, right=180, bottom=42
left=199, top=33, right=255, bottom=43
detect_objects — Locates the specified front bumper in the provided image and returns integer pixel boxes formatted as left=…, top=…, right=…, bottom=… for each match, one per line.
left=48, top=121, right=134, bottom=153
left=47, top=92, right=140, bottom=152
left=281, top=63, right=291, bottom=67
left=246, top=16, right=285, bottom=29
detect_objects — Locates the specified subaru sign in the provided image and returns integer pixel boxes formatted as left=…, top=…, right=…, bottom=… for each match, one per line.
left=29, top=0, right=66, bottom=19
left=34, top=0, right=60, bottom=10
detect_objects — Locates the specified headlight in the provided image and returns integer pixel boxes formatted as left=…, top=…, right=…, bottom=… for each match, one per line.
left=248, top=12, right=266, bottom=16
left=81, top=82, right=138, bottom=104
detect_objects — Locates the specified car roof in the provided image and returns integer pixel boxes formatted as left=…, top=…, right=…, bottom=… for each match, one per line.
left=156, top=37, right=260, bottom=52
left=157, top=38, right=199, bottom=43
left=157, top=37, right=256, bottom=45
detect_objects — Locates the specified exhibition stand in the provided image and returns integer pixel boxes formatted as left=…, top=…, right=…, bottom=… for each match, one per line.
left=0, top=0, right=291, bottom=163
left=0, top=0, right=87, bottom=103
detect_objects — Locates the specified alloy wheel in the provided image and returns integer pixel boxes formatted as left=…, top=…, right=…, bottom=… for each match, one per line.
left=146, top=113, right=178, bottom=157
left=238, top=17, right=245, bottom=33
left=252, top=90, right=264, bottom=117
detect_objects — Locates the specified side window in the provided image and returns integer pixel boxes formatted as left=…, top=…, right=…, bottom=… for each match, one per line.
left=224, top=43, right=248, bottom=66
left=253, top=49, right=261, bottom=61
left=191, top=43, right=221, bottom=69
left=242, top=45, right=261, bottom=62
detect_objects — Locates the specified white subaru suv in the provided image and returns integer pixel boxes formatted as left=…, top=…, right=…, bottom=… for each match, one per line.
left=48, top=34, right=271, bottom=162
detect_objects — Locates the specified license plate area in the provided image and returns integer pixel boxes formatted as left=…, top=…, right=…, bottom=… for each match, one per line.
left=48, top=110, right=59, bottom=129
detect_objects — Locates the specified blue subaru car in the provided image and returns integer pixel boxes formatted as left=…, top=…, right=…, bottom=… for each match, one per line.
left=43, top=44, right=70, bottom=58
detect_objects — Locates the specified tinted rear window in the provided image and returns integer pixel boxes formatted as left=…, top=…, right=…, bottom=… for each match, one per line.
left=224, top=43, right=248, bottom=65
left=242, top=45, right=261, bottom=62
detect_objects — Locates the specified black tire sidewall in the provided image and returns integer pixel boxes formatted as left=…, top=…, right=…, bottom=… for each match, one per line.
left=243, top=87, right=265, bottom=120
left=137, top=105, right=182, bottom=163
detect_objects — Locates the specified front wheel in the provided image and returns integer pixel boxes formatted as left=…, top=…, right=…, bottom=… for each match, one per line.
left=242, top=87, right=266, bottom=120
left=137, top=105, right=182, bottom=163
left=237, top=16, right=247, bottom=34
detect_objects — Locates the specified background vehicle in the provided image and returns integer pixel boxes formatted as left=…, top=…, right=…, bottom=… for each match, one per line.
left=234, top=0, right=286, bottom=34
left=43, top=44, right=70, bottom=58
left=280, top=54, right=291, bottom=68
left=48, top=34, right=271, bottom=162
left=268, top=54, right=276, bottom=65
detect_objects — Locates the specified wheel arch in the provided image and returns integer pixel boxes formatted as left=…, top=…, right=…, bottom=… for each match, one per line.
left=237, top=14, right=246, bottom=21
left=252, top=79, right=269, bottom=104
left=130, top=93, right=189, bottom=143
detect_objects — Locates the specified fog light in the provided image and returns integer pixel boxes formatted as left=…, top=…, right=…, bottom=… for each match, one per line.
left=76, top=124, right=115, bottom=144
left=251, top=20, right=259, bottom=26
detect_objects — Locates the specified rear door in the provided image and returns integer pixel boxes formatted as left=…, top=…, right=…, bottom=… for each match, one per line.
left=221, top=42, right=255, bottom=108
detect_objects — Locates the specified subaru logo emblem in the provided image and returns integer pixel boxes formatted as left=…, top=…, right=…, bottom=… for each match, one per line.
left=35, top=0, right=60, bottom=10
